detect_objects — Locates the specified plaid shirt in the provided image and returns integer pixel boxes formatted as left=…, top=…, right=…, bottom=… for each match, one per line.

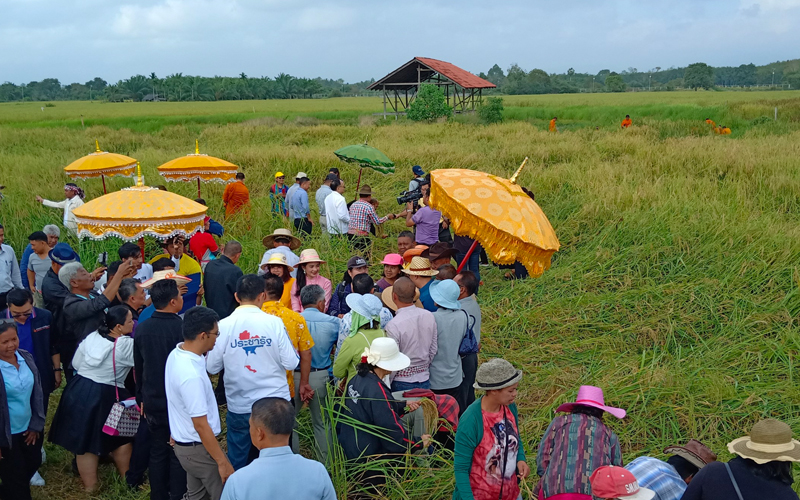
left=347, top=200, right=387, bottom=235
left=625, top=456, right=687, bottom=500
left=400, top=388, right=459, bottom=432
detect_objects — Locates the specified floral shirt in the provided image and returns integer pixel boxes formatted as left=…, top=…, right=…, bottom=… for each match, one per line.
left=470, top=407, right=521, bottom=500
left=261, top=301, right=314, bottom=398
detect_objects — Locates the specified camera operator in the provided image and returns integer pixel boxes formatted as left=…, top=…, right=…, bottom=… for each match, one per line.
left=405, top=186, right=441, bottom=246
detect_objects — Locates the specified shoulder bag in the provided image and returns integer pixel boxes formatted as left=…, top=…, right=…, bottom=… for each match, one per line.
left=102, top=338, right=141, bottom=437
left=458, top=310, right=479, bottom=355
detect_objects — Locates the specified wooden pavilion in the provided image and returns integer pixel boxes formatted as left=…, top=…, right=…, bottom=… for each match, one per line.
left=368, top=57, right=496, bottom=118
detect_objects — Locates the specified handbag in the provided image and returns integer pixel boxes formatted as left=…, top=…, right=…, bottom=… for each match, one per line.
left=102, top=338, right=140, bottom=438
left=458, top=310, right=479, bottom=355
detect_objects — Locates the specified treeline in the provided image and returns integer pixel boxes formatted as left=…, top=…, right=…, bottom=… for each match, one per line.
left=479, top=59, right=800, bottom=94
left=0, top=73, right=376, bottom=102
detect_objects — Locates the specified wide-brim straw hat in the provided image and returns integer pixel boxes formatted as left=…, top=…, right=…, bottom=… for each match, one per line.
left=262, top=228, right=301, bottom=250
left=262, top=252, right=295, bottom=272
left=297, top=248, right=325, bottom=265
left=663, top=439, right=717, bottom=468
left=555, top=385, right=627, bottom=419
left=402, top=256, right=439, bottom=277
left=429, top=279, right=462, bottom=310
left=141, top=270, right=192, bottom=289
left=381, top=286, right=422, bottom=311
left=727, top=419, right=800, bottom=464
left=474, top=358, right=523, bottom=391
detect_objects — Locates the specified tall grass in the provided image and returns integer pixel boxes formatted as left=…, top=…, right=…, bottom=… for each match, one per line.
left=1, top=92, right=800, bottom=498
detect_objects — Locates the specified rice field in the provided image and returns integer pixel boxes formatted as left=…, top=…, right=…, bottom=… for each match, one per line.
left=1, top=91, right=800, bottom=498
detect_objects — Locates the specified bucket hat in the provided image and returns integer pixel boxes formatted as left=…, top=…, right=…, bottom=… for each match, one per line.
left=428, top=279, right=462, bottom=310
left=590, top=466, right=654, bottom=500
left=263, top=253, right=295, bottom=272
left=663, top=439, right=717, bottom=469
left=474, top=358, right=522, bottom=391
left=345, top=293, right=383, bottom=320
left=262, top=228, right=302, bottom=250
left=727, top=419, right=800, bottom=464
left=49, top=243, right=80, bottom=265
left=555, top=385, right=626, bottom=419
left=380, top=286, right=422, bottom=311
left=297, top=249, right=326, bottom=265
left=362, top=337, right=410, bottom=372
left=402, top=256, right=438, bottom=277
left=141, top=270, right=192, bottom=289
left=428, top=242, right=457, bottom=262
left=381, top=254, right=404, bottom=266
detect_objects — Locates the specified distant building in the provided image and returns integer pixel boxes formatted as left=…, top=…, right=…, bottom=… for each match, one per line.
left=142, top=94, right=166, bottom=102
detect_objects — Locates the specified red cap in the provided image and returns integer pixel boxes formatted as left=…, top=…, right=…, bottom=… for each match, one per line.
left=590, top=466, right=654, bottom=500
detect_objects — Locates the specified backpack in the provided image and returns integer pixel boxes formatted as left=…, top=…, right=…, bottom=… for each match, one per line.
left=458, top=310, right=479, bottom=355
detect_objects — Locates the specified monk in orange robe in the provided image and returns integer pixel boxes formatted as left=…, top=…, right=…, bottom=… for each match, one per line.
left=720, top=126, right=732, bottom=135
left=223, top=172, right=250, bottom=217
left=621, top=115, right=632, bottom=128
left=549, top=117, right=558, bottom=132
left=705, top=118, right=716, bottom=128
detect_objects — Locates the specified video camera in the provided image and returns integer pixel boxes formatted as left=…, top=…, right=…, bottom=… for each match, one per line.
left=396, top=188, right=423, bottom=206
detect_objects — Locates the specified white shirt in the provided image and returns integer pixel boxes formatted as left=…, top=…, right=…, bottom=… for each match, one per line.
left=324, top=191, right=350, bottom=235
left=72, top=331, right=134, bottom=388
left=93, top=263, right=153, bottom=294
left=206, top=306, right=299, bottom=414
left=165, top=343, right=221, bottom=442
left=42, top=196, right=84, bottom=233
left=259, top=247, right=300, bottom=278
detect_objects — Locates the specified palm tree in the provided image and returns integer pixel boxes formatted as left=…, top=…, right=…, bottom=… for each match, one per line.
left=275, top=73, right=296, bottom=99
left=123, top=75, right=150, bottom=101
left=149, top=72, right=160, bottom=99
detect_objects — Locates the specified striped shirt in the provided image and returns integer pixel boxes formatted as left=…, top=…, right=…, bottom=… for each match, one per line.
left=625, top=456, right=687, bottom=500
left=536, top=413, right=622, bottom=498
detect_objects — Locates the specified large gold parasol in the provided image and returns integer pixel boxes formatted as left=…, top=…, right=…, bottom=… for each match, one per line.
left=157, top=140, right=238, bottom=197
left=429, top=158, right=560, bottom=277
left=64, top=140, right=138, bottom=193
left=72, top=166, right=207, bottom=242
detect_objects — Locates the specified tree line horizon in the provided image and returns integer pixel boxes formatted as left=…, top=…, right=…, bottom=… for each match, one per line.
left=2, top=58, right=798, bottom=103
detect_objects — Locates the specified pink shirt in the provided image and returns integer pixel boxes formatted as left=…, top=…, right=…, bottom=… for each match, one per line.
left=290, top=274, right=332, bottom=313
left=384, top=306, right=438, bottom=384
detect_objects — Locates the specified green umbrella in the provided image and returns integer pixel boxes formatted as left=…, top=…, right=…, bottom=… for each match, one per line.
left=334, top=143, right=395, bottom=174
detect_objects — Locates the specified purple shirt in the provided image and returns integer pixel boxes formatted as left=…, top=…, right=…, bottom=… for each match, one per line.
left=384, top=305, right=438, bottom=383
left=412, top=206, right=441, bottom=245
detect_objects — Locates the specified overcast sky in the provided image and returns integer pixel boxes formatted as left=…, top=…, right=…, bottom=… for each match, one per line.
left=1, top=0, right=798, bottom=84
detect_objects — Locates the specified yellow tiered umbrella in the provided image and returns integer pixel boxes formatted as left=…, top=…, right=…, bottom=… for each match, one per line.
left=64, top=140, right=138, bottom=193
left=72, top=166, right=207, bottom=242
left=429, top=158, right=560, bottom=277
left=157, top=140, right=238, bottom=197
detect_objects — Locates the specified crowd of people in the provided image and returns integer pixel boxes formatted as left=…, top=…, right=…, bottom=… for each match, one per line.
left=0, top=166, right=796, bottom=500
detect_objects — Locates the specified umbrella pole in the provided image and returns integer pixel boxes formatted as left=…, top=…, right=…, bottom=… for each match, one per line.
left=456, top=240, right=480, bottom=274
left=354, top=167, right=363, bottom=202
left=101, top=174, right=107, bottom=194
left=197, top=178, right=202, bottom=198
left=138, top=237, right=145, bottom=261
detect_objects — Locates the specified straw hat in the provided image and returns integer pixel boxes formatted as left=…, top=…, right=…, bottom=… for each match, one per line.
left=429, top=279, right=462, bottom=310
left=555, top=385, right=626, bottom=419
left=727, top=419, right=800, bottom=464
left=663, top=440, right=717, bottom=469
left=263, top=253, right=295, bottom=272
left=362, top=337, right=410, bottom=373
left=141, top=270, right=192, bottom=289
left=381, top=286, right=422, bottom=311
left=297, top=249, right=325, bottom=265
left=262, top=228, right=301, bottom=250
left=474, top=358, right=522, bottom=391
left=402, top=256, right=439, bottom=277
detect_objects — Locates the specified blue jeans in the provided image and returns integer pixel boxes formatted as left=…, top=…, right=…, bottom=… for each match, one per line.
left=391, top=379, right=430, bottom=392
left=455, top=248, right=481, bottom=286
left=226, top=411, right=254, bottom=470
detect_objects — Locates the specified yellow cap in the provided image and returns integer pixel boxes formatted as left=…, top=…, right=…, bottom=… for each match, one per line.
left=275, top=171, right=285, bottom=178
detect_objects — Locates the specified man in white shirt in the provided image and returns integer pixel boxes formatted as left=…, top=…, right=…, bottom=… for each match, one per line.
left=324, top=178, right=349, bottom=236
left=165, top=306, right=233, bottom=500
left=35, top=183, right=86, bottom=234
left=315, top=173, right=337, bottom=234
left=0, top=224, right=22, bottom=311
left=206, top=274, right=299, bottom=470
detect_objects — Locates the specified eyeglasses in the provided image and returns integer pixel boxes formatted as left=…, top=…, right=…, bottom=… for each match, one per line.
left=10, top=310, right=33, bottom=320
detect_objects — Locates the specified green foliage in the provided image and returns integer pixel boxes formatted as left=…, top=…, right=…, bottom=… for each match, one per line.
left=406, top=84, right=452, bottom=122
left=328, top=88, right=343, bottom=98
left=605, top=73, right=627, bottom=92
left=478, top=97, right=504, bottom=124
left=684, top=63, right=715, bottom=90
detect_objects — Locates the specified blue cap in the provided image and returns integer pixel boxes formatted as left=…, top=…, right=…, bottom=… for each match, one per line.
left=48, top=243, right=80, bottom=265
left=412, top=165, right=424, bottom=176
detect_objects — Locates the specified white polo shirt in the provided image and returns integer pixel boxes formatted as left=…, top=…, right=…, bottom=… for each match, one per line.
left=206, top=305, right=299, bottom=414
left=165, top=343, right=221, bottom=443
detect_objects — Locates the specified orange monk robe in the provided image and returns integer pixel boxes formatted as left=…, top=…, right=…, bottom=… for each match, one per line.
left=705, top=119, right=716, bottom=128
left=621, top=117, right=632, bottom=128
left=222, top=181, right=250, bottom=217
left=549, top=119, right=558, bottom=132
left=721, top=127, right=732, bottom=135
left=713, top=126, right=721, bottom=135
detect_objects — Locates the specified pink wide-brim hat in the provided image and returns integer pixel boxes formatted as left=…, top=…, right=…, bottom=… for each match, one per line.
left=381, top=253, right=404, bottom=266
left=555, top=385, right=627, bottom=419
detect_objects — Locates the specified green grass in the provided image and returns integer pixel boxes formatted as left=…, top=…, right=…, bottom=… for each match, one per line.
left=1, top=91, right=800, bottom=498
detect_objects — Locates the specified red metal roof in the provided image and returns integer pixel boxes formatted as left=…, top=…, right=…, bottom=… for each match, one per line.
left=368, top=57, right=496, bottom=90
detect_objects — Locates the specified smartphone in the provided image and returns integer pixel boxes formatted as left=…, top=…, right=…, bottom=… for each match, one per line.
left=97, top=251, right=108, bottom=267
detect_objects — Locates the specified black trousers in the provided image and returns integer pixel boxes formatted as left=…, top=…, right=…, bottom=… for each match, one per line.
left=0, top=291, right=8, bottom=312
left=348, top=234, right=371, bottom=256
left=293, top=218, right=312, bottom=236
left=147, top=414, right=188, bottom=500
left=459, top=353, right=478, bottom=415
left=126, top=418, right=151, bottom=488
left=0, top=433, right=42, bottom=500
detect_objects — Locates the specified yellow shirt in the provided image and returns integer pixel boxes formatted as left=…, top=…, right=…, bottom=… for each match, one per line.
left=261, top=300, right=313, bottom=398
left=281, top=278, right=295, bottom=310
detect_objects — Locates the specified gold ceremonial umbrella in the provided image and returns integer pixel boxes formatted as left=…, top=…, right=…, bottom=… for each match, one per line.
left=429, top=158, right=560, bottom=277
left=64, top=140, right=138, bottom=193
left=72, top=165, right=207, bottom=242
left=157, top=140, right=238, bottom=197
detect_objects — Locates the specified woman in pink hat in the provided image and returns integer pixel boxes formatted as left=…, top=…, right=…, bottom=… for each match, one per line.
left=376, top=253, right=403, bottom=291
left=290, top=249, right=331, bottom=313
left=536, top=385, right=625, bottom=500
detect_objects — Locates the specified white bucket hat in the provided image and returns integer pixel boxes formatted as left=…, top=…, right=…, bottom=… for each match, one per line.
left=362, top=337, right=410, bottom=373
